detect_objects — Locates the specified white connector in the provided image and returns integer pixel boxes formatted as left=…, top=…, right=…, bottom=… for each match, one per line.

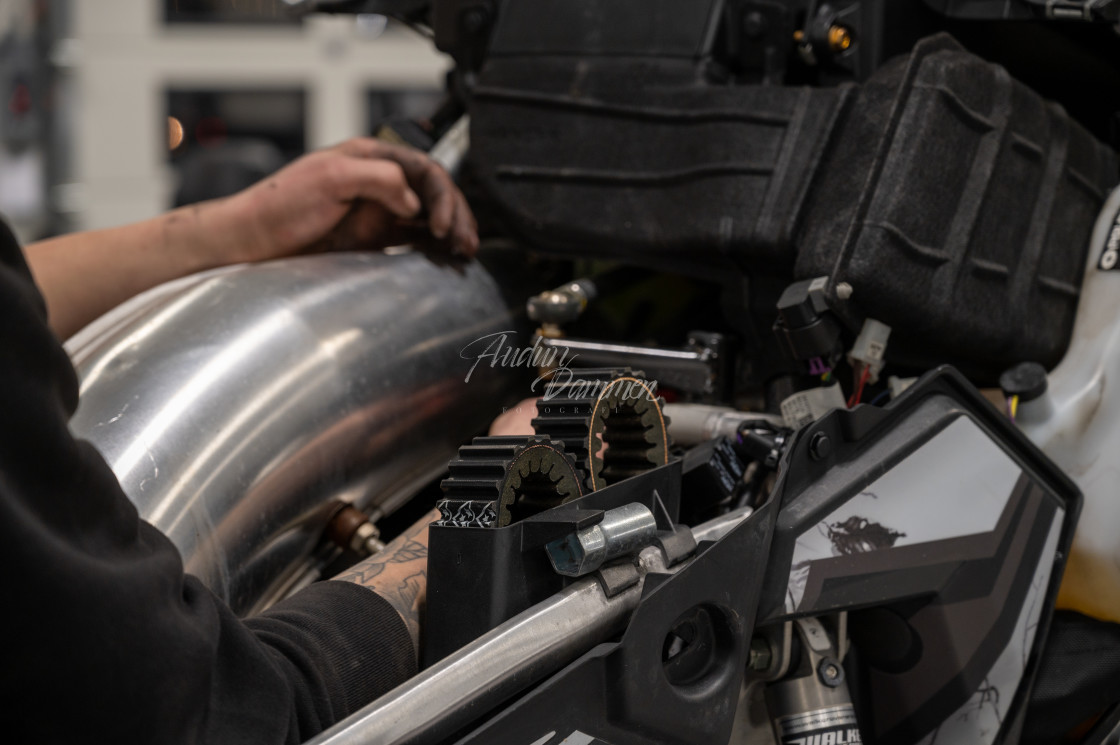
left=887, top=375, right=917, bottom=400
left=848, top=318, right=891, bottom=384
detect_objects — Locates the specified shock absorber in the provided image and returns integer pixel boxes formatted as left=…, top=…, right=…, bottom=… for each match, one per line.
left=766, top=618, right=864, bottom=745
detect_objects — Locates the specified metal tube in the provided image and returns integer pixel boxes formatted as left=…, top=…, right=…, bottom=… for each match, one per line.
left=534, top=336, right=718, bottom=395
left=692, top=504, right=755, bottom=543
left=662, top=403, right=784, bottom=446
left=599, top=502, right=658, bottom=561
left=307, top=507, right=754, bottom=745
left=308, top=550, right=663, bottom=745
left=68, top=251, right=520, bottom=614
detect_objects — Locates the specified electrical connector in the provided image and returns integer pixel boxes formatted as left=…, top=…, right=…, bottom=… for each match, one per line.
left=887, top=375, right=916, bottom=400
left=848, top=318, right=891, bottom=384
left=780, top=383, right=846, bottom=429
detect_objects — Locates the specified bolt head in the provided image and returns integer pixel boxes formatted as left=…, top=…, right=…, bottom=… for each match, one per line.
left=817, top=657, right=845, bottom=687
left=809, top=431, right=832, bottom=461
left=747, top=637, right=773, bottom=672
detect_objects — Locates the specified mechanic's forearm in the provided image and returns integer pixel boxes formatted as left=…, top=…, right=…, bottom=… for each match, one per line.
left=23, top=196, right=251, bottom=340
left=330, top=508, right=438, bottom=658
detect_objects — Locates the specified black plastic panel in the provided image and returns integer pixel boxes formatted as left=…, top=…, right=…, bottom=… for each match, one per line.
left=435, top=368, right=1079, bottom=745
left=450, top=494, right=779, bottom=745
left=424, top=463, right=681, bottom=666
left=468, top=60, right=852, bottom=281
left=796, top=34, right=1119, bottom=377
left=466, top=26, right=1118, bottom=380
left=758, top=367, right=1081, bottom=745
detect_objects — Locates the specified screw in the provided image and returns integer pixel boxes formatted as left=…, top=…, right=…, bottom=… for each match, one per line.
left=809, top=431, right=832, bottom=461
left=818, top=657, right=845, bottom=687
left=836, top=282, right=854, bottom=300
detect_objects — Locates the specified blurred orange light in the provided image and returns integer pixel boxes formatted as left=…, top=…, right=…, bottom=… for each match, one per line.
left=168, top=116, right=185, bottom=150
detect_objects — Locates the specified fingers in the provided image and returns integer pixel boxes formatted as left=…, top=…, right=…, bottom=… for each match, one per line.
left=330, top=157, right=421, bottom=220
left=411, top=167, right=477, bottom=257
left=332, top=137, right=390, bottom=159
left=333, top=137, right=479, bottom=257
left=414, top=160, right=455, bottom=239
left=371, top=144, right=456, bottom=240
left=449, top=188, right=479, bottom=257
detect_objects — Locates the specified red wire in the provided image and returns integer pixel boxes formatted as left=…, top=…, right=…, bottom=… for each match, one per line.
left=847, top=364, right=870, bottom=408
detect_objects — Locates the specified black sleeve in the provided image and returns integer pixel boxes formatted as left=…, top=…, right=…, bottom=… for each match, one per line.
left=0, top=220, right=415, bottom=744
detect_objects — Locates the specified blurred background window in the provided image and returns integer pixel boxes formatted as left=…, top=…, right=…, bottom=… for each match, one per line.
left=367, top=88, right=442, bottom=134
left=168, top=88, right=305, bottom=206
left=0, top=0, right=448, bottom=237
left=0, top=0, right=67, bottom=243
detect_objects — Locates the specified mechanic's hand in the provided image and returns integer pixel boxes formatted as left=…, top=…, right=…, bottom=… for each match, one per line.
left=228, top=138, right=478, bottom=262
left=489, top=398, right=541, bottom=437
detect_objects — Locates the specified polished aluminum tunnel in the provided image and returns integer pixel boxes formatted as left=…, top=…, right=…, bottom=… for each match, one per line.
left=67, top=250, right=520, bottom=614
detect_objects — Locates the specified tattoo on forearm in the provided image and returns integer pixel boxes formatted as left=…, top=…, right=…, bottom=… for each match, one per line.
left=331, top=512, right=434, bottom=651
left=331, top=538, right=428, bottom=585
left=392, top=571, right=427, bottom=646
left=331, top=560, right=387, bottom=585
left=387, top=539, right=428, bottom=563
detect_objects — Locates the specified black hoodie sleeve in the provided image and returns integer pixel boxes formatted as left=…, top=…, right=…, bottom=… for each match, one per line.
left=0, top=219, right=415, bottom=744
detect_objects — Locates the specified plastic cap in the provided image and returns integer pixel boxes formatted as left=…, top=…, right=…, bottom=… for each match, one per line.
left=999, top=362, right=1048, bottom=402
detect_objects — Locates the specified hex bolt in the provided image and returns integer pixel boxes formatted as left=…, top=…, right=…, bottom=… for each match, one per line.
left=748, top=637, right=773, bottom=672
left=325, top=503, right=385, bottom=558
left=546, top=502, right=658, bottom=577
left=835, top=282, right=854, bottom=300
left=352, top=521, right=386, bottom=557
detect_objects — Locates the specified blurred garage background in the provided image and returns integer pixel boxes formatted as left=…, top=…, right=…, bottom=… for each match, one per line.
left=0, top=0, right=448, bottom=244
